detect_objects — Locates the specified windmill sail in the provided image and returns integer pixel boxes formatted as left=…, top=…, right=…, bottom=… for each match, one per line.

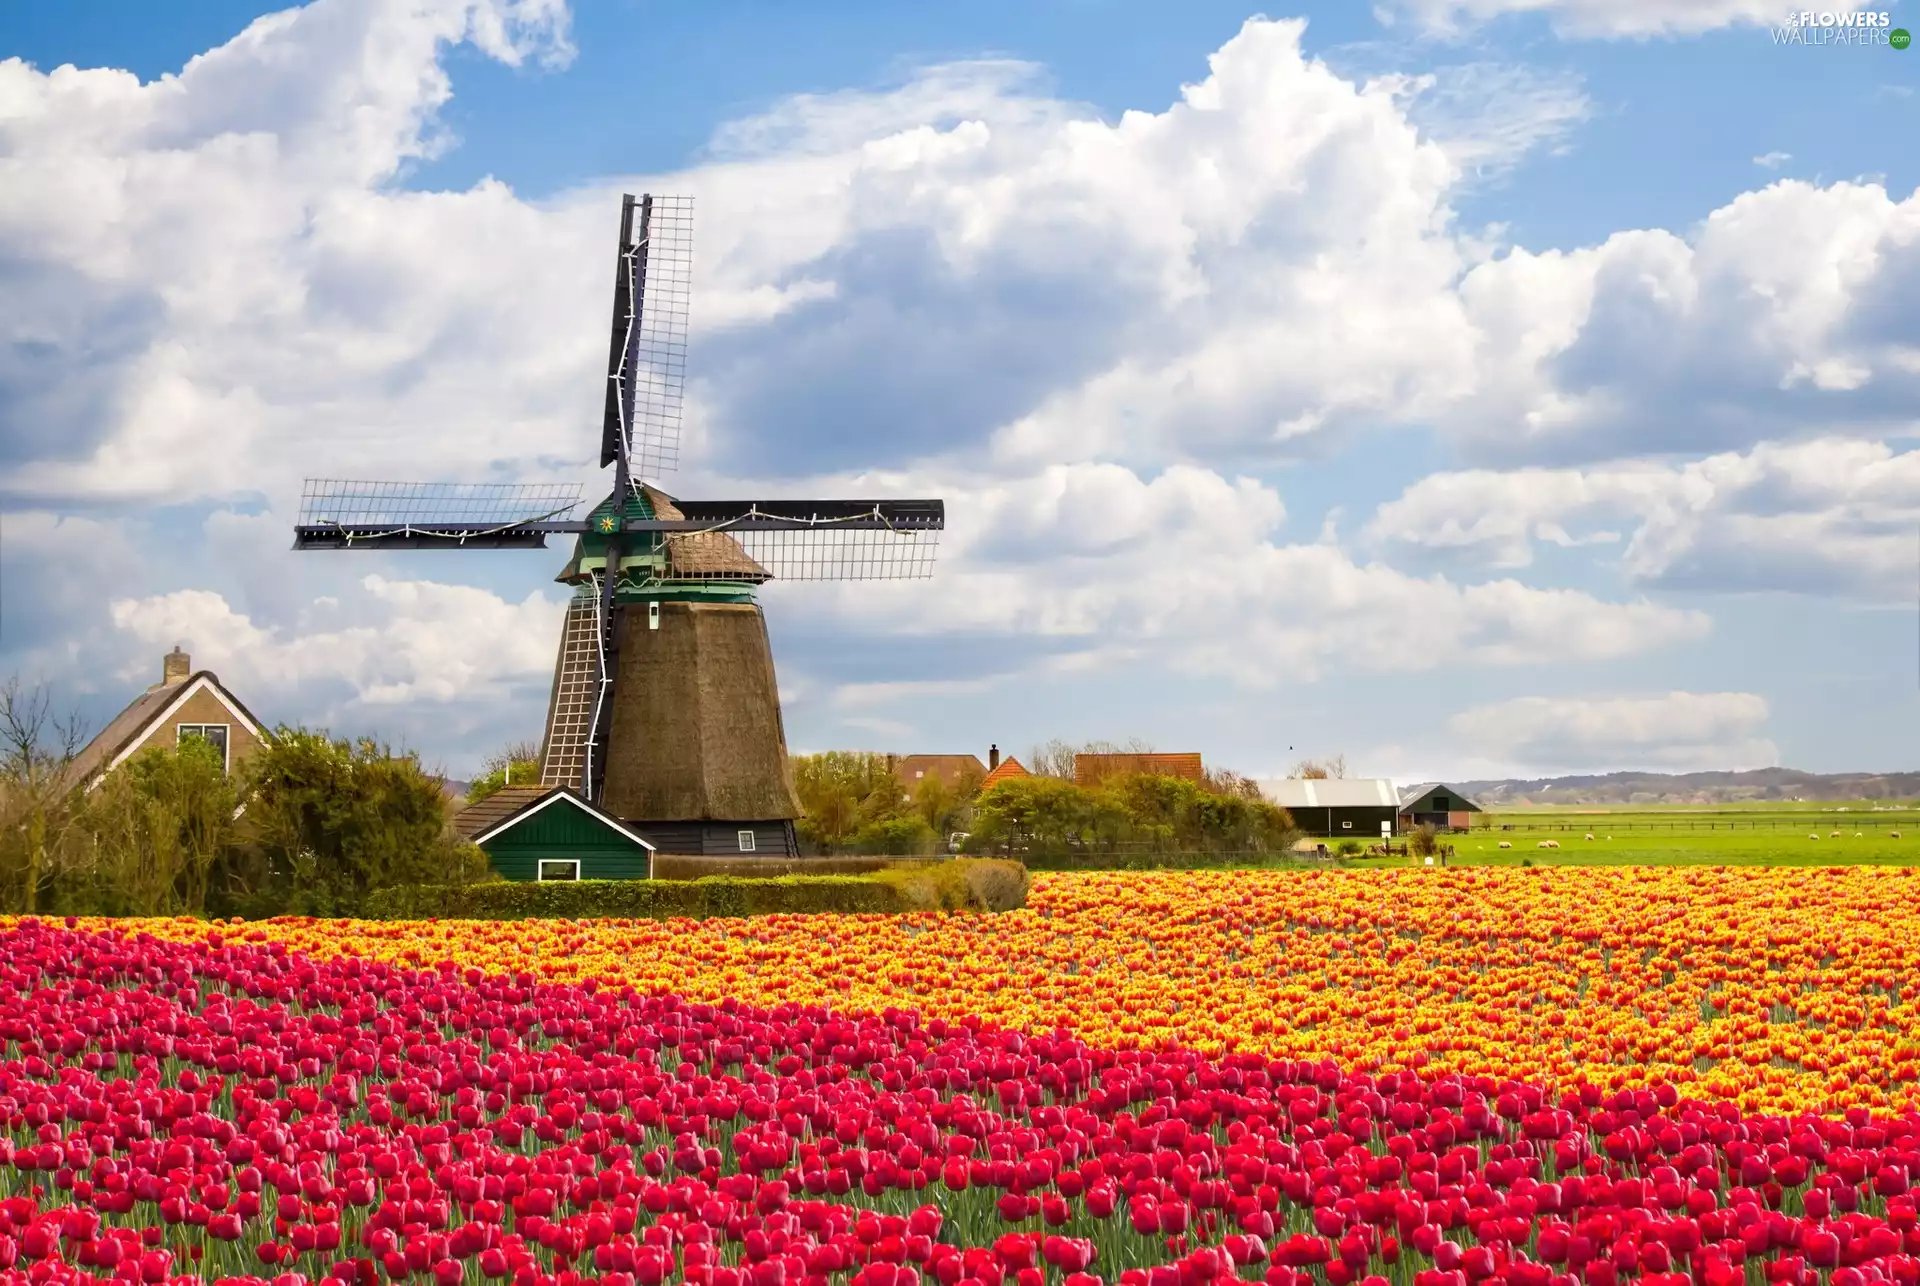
left=601, top=194, right=692, bottom=478
left=294, top=480, right=584, bottom=550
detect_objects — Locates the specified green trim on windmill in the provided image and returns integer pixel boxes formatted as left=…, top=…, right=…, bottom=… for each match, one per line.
left=555, top=487, right=759, bottom=605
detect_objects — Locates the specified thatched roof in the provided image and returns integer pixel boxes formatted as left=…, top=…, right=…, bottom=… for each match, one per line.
left=63, top=666, right=269, bottom=791
left=450, top=785, right=553, bottom=840
left=599, top=600, right=803, bottom=822
left=643, top=485, right=771, bottom=582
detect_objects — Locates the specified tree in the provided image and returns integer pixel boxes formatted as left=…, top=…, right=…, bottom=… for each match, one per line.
left=1204, top=768, right=1266, bottom=801
left=1290, top=753, right=1348, bottom=780
left=468, top=739, right=544, bottom=804
left=78, top=736, right=237, bottom=915
left=230, top=728, right=488, bottom=916
left=969, top=774, right=1113, bottom=854
left=969, top=767, right=1297, bottom=858
left=0, top=676, right=87, bottom=913
left=1027, top=737, right=1154, bottom=780
left=791, top=752, right=905, bottom=853
left=910, top=764, right=982, bottom=840
left=850, top=816, right=938, bottom=856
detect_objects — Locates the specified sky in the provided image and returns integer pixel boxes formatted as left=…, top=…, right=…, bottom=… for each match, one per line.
left=1, top=0, right=1916, bottom=785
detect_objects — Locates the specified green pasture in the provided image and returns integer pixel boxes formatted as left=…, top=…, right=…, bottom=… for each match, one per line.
left=1366, top=804, right=1920, bottom=868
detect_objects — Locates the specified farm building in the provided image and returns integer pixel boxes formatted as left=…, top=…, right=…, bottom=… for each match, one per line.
left=65, top=648, right=270, bottom=790
left=1266, top=778, right=1402, bottom=839
left=1398, top=783, right=1484, bottom=832
left=452, top=785, right=656, bottom=881
left=1074, top=752, right=1204, bottom=788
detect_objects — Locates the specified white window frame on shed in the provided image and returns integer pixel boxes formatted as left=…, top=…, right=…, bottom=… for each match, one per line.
left=737, top=830, right=757, bottom=852
left=177, top=723, right=232, bottom=773
left=537, top=859, right=581, bottom=882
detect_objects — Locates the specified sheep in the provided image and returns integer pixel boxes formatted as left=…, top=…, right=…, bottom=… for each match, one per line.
left=1894, top=832, right=1904, bottom=839
left=1831, top=830, right=1841, bottom=839
left=1809, top=833, right=1820, bottom=840
left=1536, top=839, right=1560, bottom=849
left=1585, top=833, right=1595, bottom=841
left=1498, top=841, right=1513, bottom=849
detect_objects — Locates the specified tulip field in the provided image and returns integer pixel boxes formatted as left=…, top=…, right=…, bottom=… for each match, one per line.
left=6, top=867, right=1920, bottom=1286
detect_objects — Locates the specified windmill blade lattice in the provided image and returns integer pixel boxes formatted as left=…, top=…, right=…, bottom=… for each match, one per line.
left=603, top=195, right=693, bottom=479
left=294, top=480, right=584, bottom=549
left=663, top=527, right=939, bottom=582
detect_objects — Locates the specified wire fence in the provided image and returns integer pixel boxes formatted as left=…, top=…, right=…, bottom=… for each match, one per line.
left=1478, top=817, right=1920, bottom=833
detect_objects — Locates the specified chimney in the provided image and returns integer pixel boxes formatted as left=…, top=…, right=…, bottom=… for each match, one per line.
left=163, top=647, right=191, bottom=687
left=989, top=744, right=1000, bottom=770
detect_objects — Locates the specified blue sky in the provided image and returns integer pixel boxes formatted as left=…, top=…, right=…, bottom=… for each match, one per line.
left=1, top=0, right=1917, bottom=783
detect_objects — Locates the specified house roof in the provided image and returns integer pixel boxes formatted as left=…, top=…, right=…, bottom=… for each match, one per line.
left=1397, top=782, right=1484, bottom=812
left=451, top=785, right=554, bottom=840
left=980, top=755, right=1030, bottom=789
left=453, top=784, right=658, bottom=851
left=65, top=670, right=270, bottom=791
left=895, top=754, right=987, bottom=792
left=1074, top=752, right=1204, bottom=788
left=1264, top=778, right=1400, bottom=810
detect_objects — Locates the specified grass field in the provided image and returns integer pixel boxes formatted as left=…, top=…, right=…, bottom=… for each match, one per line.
left=1367, top=803, right=1920, bottom=866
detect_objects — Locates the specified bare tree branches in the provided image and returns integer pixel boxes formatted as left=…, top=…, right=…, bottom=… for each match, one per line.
left=1290, top=753, right=1349, bottom=780
left=1027, top=737, right=1156, bottom=780
left=0, top=674, right=89, bottom=913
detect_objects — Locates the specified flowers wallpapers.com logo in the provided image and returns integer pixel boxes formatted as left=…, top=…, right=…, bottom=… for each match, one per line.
left=1773, top=9, right=1912, bottom=44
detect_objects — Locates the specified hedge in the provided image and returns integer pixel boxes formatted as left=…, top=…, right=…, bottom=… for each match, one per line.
left=650, top=854, right=945, bottom=880
left=361, top=858, right=1028, bottom=921
left=1011, top=850, right=1333, bottom=872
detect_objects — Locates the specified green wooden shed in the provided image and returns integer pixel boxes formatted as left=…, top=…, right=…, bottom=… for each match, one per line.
left=452, top=784, right=656, bottom=881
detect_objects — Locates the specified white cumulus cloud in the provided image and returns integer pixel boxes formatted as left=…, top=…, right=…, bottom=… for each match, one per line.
left=1377, top=0, right=1783, bottom=38
left=1365, top=436, right=1920, bottom=599
left=1448, top=691, right=1778, bottom=772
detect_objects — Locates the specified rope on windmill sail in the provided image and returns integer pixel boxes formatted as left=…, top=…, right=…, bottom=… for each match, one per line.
left=583, top=568, right=613, bottom=795
left=313, top=499, right=584, bottom=546
left=655, top=503, right=929, bottom=582
left=613, top=231, right=649, bottom=488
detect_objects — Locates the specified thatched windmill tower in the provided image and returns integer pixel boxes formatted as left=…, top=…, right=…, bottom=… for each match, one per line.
left=295, top=194, right=943, bottom=855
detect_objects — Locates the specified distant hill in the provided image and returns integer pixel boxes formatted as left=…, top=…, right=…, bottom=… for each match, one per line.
left=1454, top=769, right=1920, bottom=807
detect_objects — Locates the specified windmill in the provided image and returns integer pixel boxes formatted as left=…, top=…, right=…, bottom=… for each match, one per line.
left=293, top=194, right=943, bottom=856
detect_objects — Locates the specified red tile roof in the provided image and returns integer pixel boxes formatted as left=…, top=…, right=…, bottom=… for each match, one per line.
left=980, top=756, right=1030, bottom=789
left=1073, top=753, right=1204, bottom=788
left=895, top=754, right=987, bottom=794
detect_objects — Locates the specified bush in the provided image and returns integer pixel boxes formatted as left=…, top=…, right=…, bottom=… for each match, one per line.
left=850, top=816, right=938, bottom=856
left=967, top=771, right=1297, bottom=858
left=67, top=737, right=237, bottom=916
left=224, top=728, right=490, bottom=917
left=1409, top=823, right=1440, bottom=858
left=363, top=858, right=1029, bottom=920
